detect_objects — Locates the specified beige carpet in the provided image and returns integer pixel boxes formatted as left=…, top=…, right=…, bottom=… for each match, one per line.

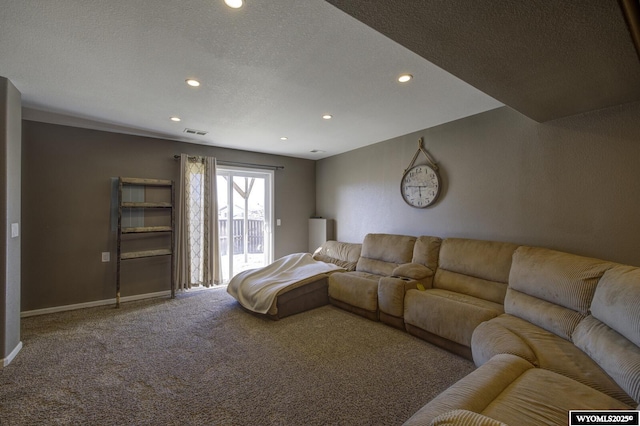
left=1, top=287, right=475, bottom=425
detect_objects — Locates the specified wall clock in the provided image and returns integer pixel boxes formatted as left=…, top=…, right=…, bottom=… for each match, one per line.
left=401, top=137, right=442, bottom=208
left=401, top=164, right=441, bottom=208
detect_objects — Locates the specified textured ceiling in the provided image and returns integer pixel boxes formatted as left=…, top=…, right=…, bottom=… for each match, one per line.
left=325, top=0, right=640, bottom=122
left=0, top=0, right=501, bottom=160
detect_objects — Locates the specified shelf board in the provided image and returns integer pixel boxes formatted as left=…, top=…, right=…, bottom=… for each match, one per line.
left=121, top=201, right=172, bottom=208
left=120, top=249, right=172, bottom=260
left=121, top=226, right=172, bottom=234
left=121, top=177, right=172, bottom=186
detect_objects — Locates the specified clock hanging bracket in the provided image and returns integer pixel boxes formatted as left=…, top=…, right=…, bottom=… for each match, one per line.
left=404, top=137, right=439, bottom=175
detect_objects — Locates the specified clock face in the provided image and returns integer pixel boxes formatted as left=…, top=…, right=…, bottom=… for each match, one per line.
left=400, top=164, right=441, bottom=208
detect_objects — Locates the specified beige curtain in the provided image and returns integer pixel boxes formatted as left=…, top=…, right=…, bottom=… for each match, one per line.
left=175, top=154, right=190, bottom=290
left=203, top=156, right=222, bottom=285
left=175, top=154, right=221, bottom=290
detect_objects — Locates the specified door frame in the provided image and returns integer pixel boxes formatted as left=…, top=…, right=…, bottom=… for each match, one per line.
left=217, top=165, right=274, bottom=281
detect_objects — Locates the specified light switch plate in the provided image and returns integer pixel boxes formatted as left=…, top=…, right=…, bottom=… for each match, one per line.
left=101, top=252, right=110, bottom=262
left=11, top=223, right=19, bottom=238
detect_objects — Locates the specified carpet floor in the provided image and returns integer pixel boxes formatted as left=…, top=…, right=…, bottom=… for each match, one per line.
left=1, top=287, right=475, bottom=425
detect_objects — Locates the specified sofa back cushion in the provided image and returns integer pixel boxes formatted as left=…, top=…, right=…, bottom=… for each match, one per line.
left=313, top=241, right=362, bottom=271
left=572, top=265, right=640, bottom=405
left=433, top=238, right=519, bottom=304
left=591, top=265, right=640, bottom=346
left=505, top=246, right=613, bottom=340
left=412, top=236, right=442, bottom=271
left=356, top=233, right=416, bottom=276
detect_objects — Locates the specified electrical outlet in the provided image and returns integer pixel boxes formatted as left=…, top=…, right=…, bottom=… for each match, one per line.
left=101, top=252, right=110, bottom=262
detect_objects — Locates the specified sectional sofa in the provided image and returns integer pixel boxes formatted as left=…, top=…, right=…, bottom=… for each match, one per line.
left=307, top=233, right=640, bottom=425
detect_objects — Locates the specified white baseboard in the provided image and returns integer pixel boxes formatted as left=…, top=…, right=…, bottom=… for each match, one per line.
left=20, top=290, right=172, bottom=318
left=2, top=341, right=23, bottom=367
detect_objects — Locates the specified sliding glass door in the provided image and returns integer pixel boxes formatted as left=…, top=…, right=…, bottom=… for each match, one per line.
left=217, top=167, right=274, bottom=282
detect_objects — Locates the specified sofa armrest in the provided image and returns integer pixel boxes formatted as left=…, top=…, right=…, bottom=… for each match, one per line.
left=392, top=263, right=434, bottom=281
left=429, top=410, right=509, bottom=426
left=379, top=276, right=418, bottom=319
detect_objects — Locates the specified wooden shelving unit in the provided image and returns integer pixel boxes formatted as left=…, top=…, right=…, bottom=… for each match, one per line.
left=116, top=177, right=175, bottom=308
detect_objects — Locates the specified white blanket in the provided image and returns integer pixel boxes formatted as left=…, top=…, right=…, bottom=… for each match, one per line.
left=226, top=253, right=345, bottom=314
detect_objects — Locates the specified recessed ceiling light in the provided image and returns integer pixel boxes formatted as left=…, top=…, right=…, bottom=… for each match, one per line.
left=398, top=74, right=413, bottom=83
left=322, top=114, right=332, bottom=120
left=224, top=0, right=243, bottom=8
left=280, top=137, right=288, bottom=141
left=170, top=116, right=181, bottom=122
left=186, top=79, right=200, bottom=87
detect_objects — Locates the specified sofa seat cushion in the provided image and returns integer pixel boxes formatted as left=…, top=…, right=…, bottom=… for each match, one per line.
left=472, top=314, right=635, bottom=406
left=328, top=271, right=379, bottom=312
left=403, top=354, right=631, bottom=426
left=481, top=367, right=631, bottom=426
left=404, top=289, right=504, bottom=347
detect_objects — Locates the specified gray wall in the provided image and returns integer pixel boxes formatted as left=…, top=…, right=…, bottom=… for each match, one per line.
left=22, top=121, right=315, bottom=311
left=317, top=103, right=640, bottom=267
left=1, top=77, right=22, bottom=364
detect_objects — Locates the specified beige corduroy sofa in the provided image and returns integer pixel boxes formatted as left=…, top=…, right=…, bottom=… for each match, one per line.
left=308, top=233, right=640, bottom=425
